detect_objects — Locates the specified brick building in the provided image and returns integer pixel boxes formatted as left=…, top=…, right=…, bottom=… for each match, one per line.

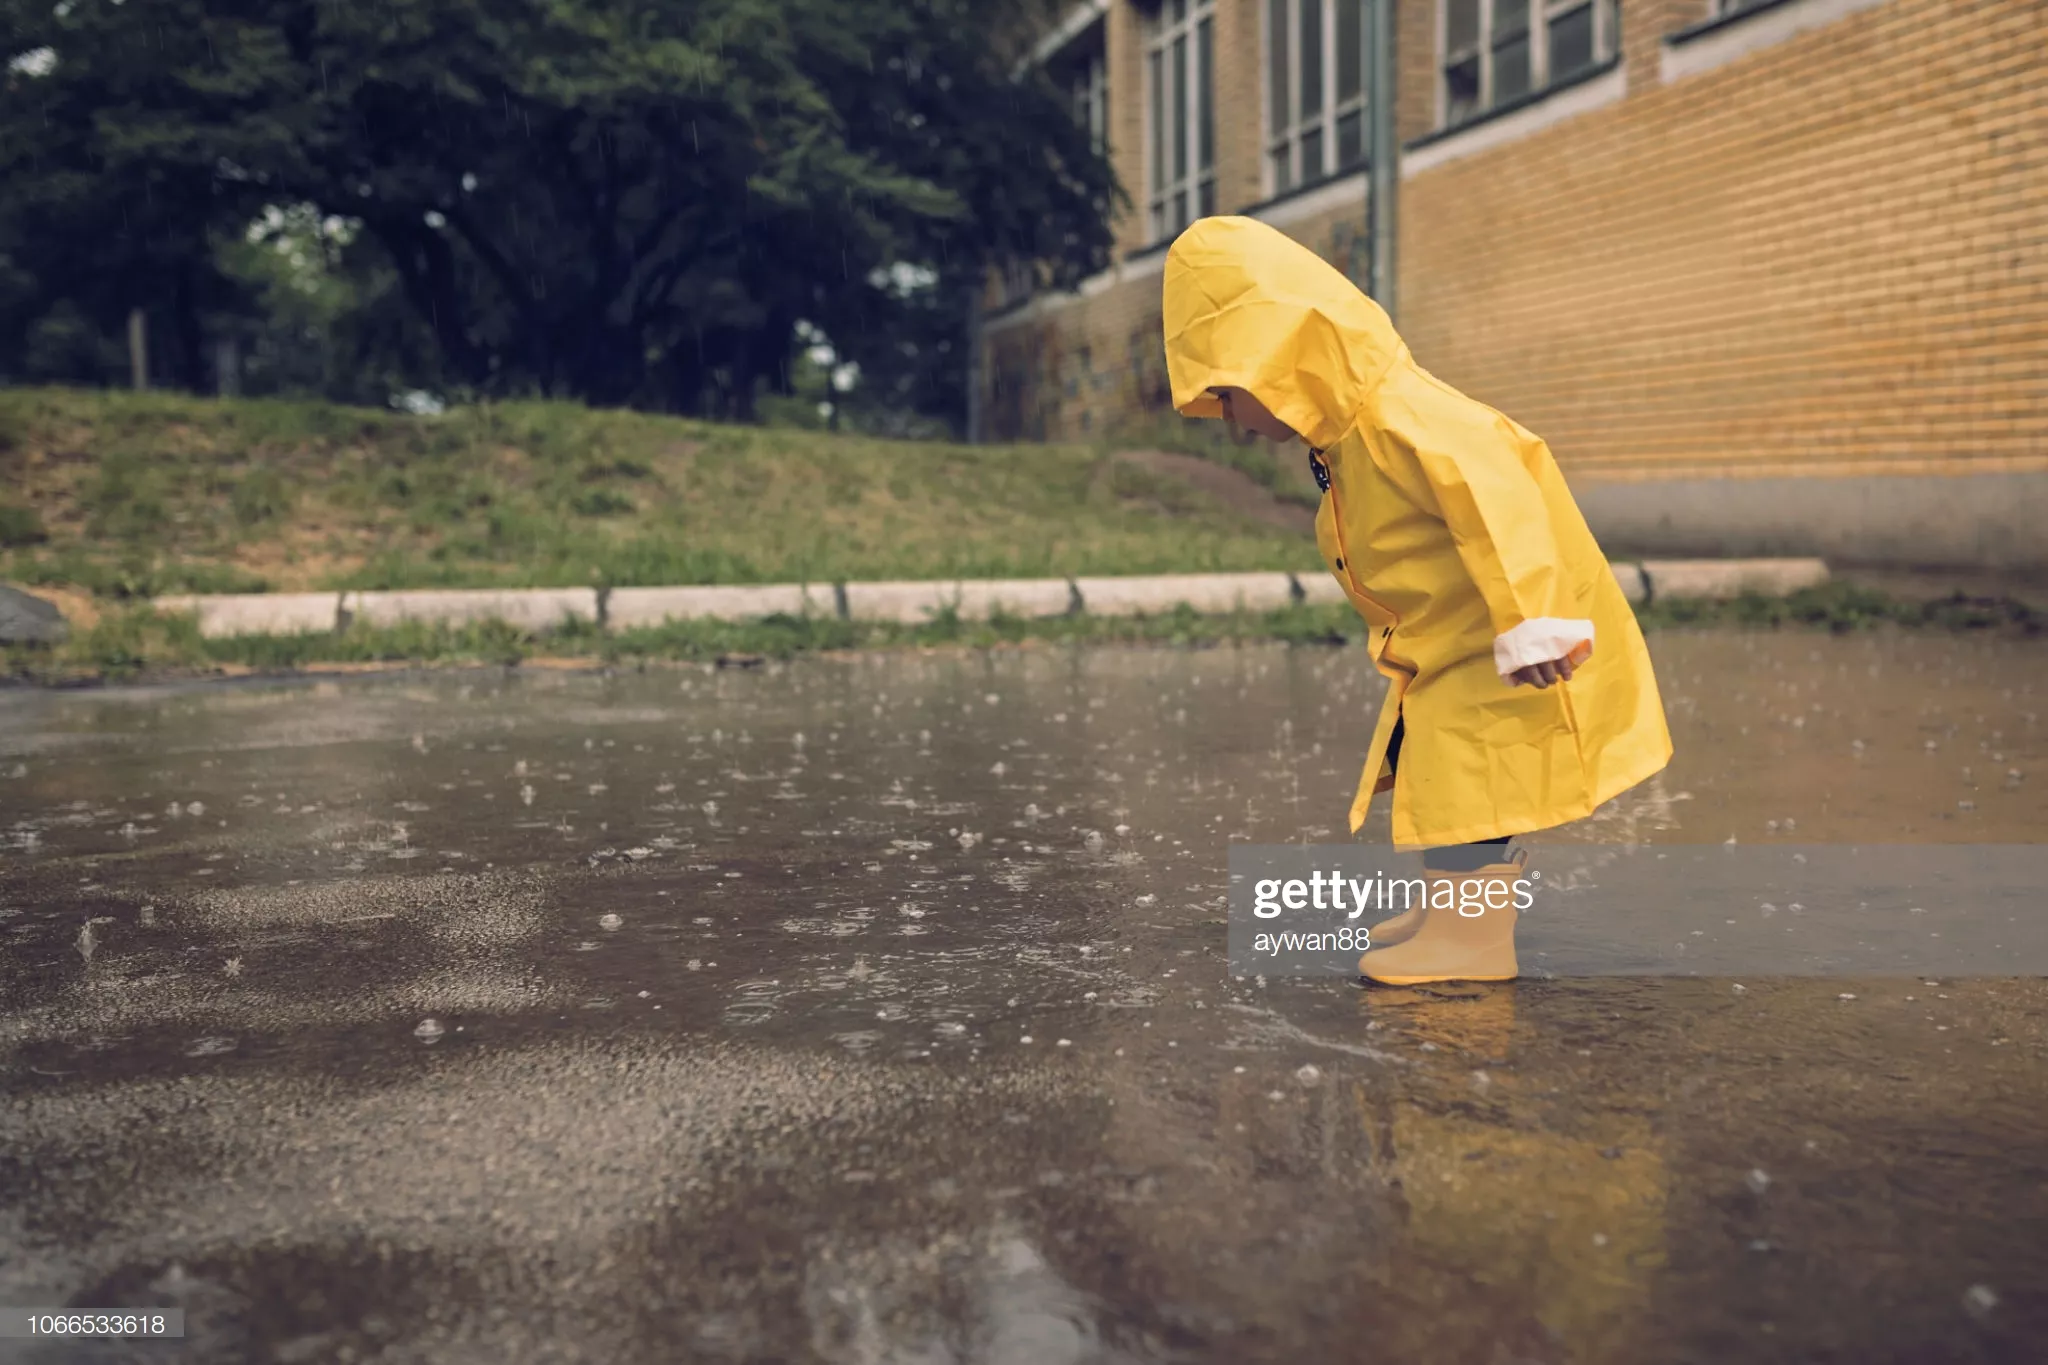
left=977, top=0, right=2047, bottom=570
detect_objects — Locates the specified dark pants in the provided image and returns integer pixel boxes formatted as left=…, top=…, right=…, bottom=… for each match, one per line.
left=1386, top=715, right=1513, bottom=872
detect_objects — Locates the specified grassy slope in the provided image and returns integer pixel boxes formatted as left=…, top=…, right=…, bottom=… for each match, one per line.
left=0, top=386, right=1321, bottom=599
left=4, top=388, right=2040, bottom=684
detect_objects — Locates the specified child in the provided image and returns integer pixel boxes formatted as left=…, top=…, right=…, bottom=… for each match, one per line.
left=1163, top=216, right=1672, bottom=985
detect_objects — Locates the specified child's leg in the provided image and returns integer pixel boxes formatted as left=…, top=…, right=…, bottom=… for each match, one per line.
left=1421, top=837, right=1512, bottom=872
left=1361, top=715, right=1524, bottom=978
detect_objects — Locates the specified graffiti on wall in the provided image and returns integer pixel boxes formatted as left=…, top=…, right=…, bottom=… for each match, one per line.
left=983, top=214, right=1385, bottom=441
left=983, top=300, right=1176, bottom=443
left=1123, top=312, right=1170, bottom=416
left=1328, top=218, right=1371, bottom=291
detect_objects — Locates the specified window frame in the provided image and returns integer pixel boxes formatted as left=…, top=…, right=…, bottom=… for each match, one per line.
left=1264, top=0, right=1372, bottom=200
left=1069, top=41, right=1107, bottom=152
left=1437, top=0, right=1615, bottom=131
left=1145, top=0, right=1217, bottom=245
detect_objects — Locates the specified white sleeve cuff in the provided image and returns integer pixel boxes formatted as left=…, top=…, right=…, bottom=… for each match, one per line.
left=1494, top=618, right=1595, bottom=679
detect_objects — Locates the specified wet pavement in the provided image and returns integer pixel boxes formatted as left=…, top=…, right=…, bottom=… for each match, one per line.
left=3, top=630, right=2047, bottom=1364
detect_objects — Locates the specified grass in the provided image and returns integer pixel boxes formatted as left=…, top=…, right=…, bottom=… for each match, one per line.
left=4, top=388, right=2040, bottom=686
left=5, top=581, right=2038, bottom=687
left=0, top=385, right=1321, bottom=600
left=1097, top=410, right=1324, bottom=509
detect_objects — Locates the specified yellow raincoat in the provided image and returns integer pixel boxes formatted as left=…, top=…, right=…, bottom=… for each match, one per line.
left=1163, top=216, right=1671, bottom=846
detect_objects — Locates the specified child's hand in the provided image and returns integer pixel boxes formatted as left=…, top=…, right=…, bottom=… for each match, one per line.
left=1508, top=640, right=1593, bottom=689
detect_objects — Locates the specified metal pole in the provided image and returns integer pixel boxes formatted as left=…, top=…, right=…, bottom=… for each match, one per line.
left=215, top=336, right=241, bottom=398
left=1367, top=0, right=1399, bottom=322
left=127, top=308, right=148, bottom=391
left=964, top=283, right=984, bottom=444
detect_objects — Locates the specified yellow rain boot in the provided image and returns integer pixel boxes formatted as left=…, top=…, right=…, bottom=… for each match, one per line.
left=1365, top=842, right=1516, bottom=946
left=1357, top=853, right=1528, bottom=985
left=1361, top=901, right=1428, bottom=946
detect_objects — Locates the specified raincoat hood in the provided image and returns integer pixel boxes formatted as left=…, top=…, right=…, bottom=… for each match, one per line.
left=1163, top=216, right=1405, bottom=451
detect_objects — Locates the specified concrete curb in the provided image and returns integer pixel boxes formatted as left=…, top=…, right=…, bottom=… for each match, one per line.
left=154, top=591, right=345, bottom=637
left=607, top=584, right=821, bottom=628
left=1072, top=572, right=1299, bottom=616
left=149, top=560, right=1831, bottom=638
left=344, top=588, right=601, bottom=632
left=1636, top=558, right=1831, bottom=602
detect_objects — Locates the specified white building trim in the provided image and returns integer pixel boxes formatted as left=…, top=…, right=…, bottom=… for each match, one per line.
left=1402, top=61, right=1627, bottom=178
left=1256, top=167, right=1370, bottom=230
left=1015, top=0, right=1112, bottom=76
left=982, top=248, right=1169, bottom=337
left=1660, top=0, right=1897, bottom=85
left=983, top=167, right=1374, bottom=338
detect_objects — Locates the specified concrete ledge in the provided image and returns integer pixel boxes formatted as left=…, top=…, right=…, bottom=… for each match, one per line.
left=155, top=592, right=342, bottom=639
left=1073, top=572, right=1298, bottom=615
left=1611, top=562, right=1649, bottom=604
left=1642, top=558, right=1829, bottom=600
left=607, top=584, right=817, bottom=628
left=951, top=578, right=1080, bottom=621
left=1577, top=469, right=2048, bottom=574
left=839, top=581, right=953, bottom=624
left=344, top=588, right=600, bottom=631
left=148, top=561, right=1830, bottom=638
left=1291, top=574, right=1352, bottom=606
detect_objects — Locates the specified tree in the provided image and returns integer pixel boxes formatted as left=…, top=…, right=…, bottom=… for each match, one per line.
left=0, top=0, right=1119, bottom=424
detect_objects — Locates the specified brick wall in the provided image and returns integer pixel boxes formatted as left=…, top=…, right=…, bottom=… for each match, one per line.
left=979, top=0, right=2048, bottom=490
left=1397, top=0, right=2048, bottom=480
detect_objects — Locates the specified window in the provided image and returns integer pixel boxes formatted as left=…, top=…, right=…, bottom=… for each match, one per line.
left=1147, top=0, right=1216, bottom=243
left=1070, top=47, right=1107, bottom=151
left=1051, top=19, right=1108, bottom=154
left=1441, top=0, right=1613, bottom=127
left=995, top=259, right=1038, bottom=310
left=1266, top=0, right=1371, bottom=197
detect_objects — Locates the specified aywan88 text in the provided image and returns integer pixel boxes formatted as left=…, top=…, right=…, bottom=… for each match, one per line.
left=1251, top=870, right=1535, bottom=920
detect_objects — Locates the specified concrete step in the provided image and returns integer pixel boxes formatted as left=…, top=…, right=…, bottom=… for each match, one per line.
left=1638, top=558, right=1830, bottom=601
left=148, top=560, right=1832, bottom=638
left=343, top=588, right=600, bottom=632
left=154, top=591, right=343, bottom=637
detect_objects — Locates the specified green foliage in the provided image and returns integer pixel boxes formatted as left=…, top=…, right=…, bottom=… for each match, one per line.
left=0, top=0, right=1119, bottom=429
left=81, top=452, right=170, bottom=539
left=35, top=607, right=211, bottom=681
left=228, top=466, right=294, bottom=527
left=571, top=488, right=637, bottom=518
left=0, top=503, right=46, bottom=547
left=7, top=543, right=271, bottom=599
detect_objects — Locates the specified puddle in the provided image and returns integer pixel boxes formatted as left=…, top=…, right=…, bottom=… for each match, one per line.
left=1, top=634, right=2045, bottom=1361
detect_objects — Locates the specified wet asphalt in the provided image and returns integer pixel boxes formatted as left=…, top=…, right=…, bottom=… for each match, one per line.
left=3, top=631, right=2047, bottom=1364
